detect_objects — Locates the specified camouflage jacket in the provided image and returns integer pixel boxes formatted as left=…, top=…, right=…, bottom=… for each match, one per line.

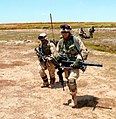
left=38, top=41, right=56, bottom=57
left=56, top=35, right=89, bottom=61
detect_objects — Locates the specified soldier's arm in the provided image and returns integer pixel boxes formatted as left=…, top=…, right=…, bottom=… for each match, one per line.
left=76, top=36, right=89, bottom=60
left=57, top=39, right=64, bottom=52
left=50, top=42, right=57, bottom=56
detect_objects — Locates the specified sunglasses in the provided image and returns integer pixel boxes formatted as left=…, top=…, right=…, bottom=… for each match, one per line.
left=61, top=31, right=69, bottom=33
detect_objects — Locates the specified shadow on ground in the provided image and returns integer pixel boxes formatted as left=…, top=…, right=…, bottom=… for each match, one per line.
left=64, top=95, right=112, bottom=110
left=53, top=81, right=67, bottom=90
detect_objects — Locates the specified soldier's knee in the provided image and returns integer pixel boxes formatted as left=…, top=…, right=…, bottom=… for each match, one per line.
left=68, top=80, right=77, bottom=95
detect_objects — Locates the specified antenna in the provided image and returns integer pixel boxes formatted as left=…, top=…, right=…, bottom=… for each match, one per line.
left=50, top=13, right=55, bottom=40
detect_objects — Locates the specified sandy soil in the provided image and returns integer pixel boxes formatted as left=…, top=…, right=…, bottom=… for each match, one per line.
left=0, top=30, right=116, bottom=119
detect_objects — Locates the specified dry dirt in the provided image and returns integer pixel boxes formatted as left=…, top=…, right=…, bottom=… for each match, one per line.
left=0, top=30, right=116, bottom=119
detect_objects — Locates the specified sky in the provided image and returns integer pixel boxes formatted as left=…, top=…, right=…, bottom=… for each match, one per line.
left=0, top=0, right=116, bottom=23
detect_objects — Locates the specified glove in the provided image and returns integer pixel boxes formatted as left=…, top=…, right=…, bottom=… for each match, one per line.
left=54, top=53, right=61, bottom=62
left=46, top=55, right=54, bottom=61
left=70, top=59, right=81, bottom=68
left=54, top=53, right=67, bottom=63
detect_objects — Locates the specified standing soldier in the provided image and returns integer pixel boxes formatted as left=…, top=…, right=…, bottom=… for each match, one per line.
left=55, top=24, right=89, bottom=107
left=88, top=26, right=95, bottom=38
left=35, top=33, right=56, bottom=88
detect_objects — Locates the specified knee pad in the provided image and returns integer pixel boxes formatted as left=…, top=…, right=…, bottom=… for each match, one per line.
left=68, top=81, right=77, bottom=95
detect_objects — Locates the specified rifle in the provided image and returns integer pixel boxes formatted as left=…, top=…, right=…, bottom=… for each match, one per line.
left=50, top=58, right=65, bottom=90
left=61, top=60, right=103, bottom=72
left=34, top=49, right=65, bottom=90
left=35, top=47, right=46, bottom=62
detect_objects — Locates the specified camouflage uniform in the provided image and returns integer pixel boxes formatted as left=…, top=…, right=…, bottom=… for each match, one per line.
left=88, top=26, right=95, bottom=38
left=79, top=26, right=95, bottom=39
left=36, top=33, right=56, bottom=88
left=56, top=24, right=89, bottom=107
left=78, top=27, right=87, bottom=38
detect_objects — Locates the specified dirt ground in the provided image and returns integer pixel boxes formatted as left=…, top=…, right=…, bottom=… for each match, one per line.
left=0, top=29, right=116, bottom=119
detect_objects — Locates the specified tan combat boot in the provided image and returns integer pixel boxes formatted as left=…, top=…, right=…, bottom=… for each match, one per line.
left=68, top=81, right=78, bottom=108
left=72, top=94, right=78, bottom=108
left=41, top=79, right=49, bottom=88
left=49, top=77, right=55, bottom=88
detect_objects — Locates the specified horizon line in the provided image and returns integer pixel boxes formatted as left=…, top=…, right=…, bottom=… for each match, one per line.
left=0, top=21, right=116, bottom=25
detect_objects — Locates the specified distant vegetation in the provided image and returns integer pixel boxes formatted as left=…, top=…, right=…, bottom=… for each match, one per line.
left=0, top=22, right=116, bottom=30
left=0, top=22, right=116, bottom=54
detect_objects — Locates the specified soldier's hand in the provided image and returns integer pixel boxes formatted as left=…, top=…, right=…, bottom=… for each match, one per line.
left=70, top=59, right=81, bottom=68
left=36, top=52, right=39, bottom=56
left=46, top=56, right=53, bottom=61
left=46, top=54, right=55, bottom=61
left=54, top=53, right=62, bottom=63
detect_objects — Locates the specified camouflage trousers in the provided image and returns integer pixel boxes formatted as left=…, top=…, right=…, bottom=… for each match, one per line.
left=38, top=60, right=55, bottom=80
left=64, top=68, right=79, bottom=95
left=64, top=68, right=79, bottom=81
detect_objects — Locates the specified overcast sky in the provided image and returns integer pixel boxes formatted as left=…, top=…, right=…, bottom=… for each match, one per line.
left=0, top=0, right=116, bottom=23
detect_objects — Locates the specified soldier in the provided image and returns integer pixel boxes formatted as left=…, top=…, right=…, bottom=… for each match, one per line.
left=35, top=33, right=56, bottom=88
left=79, top=26, right=95, bottom=39
left=55, top=24, right=89, bottom=107
left=79, top=27, right=87, bottom=38
left=88, top=26, right=95, bottom=38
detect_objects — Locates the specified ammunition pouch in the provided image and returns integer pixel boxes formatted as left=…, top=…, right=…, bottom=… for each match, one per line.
left=68, top=44, right=78, bottom=55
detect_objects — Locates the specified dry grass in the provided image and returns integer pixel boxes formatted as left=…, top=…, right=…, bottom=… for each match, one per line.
left=0, top=22, right=116, bottom=30
left=0, top=28, right=116, bottom=54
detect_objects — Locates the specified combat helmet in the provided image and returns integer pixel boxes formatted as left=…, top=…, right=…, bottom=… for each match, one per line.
left=38, top=33, right=47, bottom=40
left=60, top=24, right=72, bottom=33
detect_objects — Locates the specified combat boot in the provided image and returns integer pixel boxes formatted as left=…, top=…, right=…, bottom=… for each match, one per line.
left=71, top=94, right=78, bottom=108
left=49, top=77, right=55, bottom=88
left=68, top=94, right=78, bottom=108
left=41, top=78, right=49, bottom=88
left=41, top=82, right=49, bottom=88
left=68, top=80, right=78, bottom=108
